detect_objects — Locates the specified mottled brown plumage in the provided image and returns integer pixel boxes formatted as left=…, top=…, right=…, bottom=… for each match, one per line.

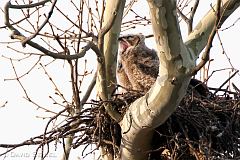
left=117, top=34, right=159, bottom=93
left=117, top=34, right=209, bottom=97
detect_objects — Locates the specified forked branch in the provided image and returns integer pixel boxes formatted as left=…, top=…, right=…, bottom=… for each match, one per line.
left=3, top=1, right=99, bottom=60
left=177, top=0, right=200, bottom=34
left=191, top=0, right=221, bottom=75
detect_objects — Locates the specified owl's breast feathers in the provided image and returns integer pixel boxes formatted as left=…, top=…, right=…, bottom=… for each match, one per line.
left=118, top=42, right=159, bottom=92
left=116, top=60, right=132, bottom=90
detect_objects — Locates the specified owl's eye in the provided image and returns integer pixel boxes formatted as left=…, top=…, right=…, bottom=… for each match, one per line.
left=126, top=36, right=134, bottom=41
left=118, top=62, right=123, bottom=69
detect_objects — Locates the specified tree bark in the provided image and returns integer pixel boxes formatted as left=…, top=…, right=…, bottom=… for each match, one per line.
left=97, top=0, right=126, bottom=159
left=119, top=0, right=240, bottom=159
left=103, top=0, right=126, bottom=95
left=120, top=1, right=192, bottom=159
left=186, top=0, right=240, bottom=58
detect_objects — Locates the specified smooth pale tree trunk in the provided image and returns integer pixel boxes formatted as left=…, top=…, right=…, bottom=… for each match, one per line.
left=119, top=1, right=193, bottom=159
left=98, top=0, right=126, bottom=159
left=118, top=0, right=240, bottom=160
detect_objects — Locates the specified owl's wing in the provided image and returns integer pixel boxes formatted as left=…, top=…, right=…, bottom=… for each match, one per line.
left=122, top=54, right=159, bottom=92
left=137, top=57, right=159, bottom=78
left=116, top=60, right=132, bottom=91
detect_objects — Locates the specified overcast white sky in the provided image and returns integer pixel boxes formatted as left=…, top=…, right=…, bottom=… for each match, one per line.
left=0, top=0, right=240, bottom=159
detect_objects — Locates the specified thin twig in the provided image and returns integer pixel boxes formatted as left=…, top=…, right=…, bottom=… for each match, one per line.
left=80, top=71, right=97, bottom=107
left=191, top=0, right=222, bottom=76
left=22, top=0, right=57, bottom=46
left=177, top=0, right=199, bottom=34
left=9, top=58, right=30, bottom=100
left=4, top=2, right=100, bottom=60
left=213, top=70, right=239, bottom=96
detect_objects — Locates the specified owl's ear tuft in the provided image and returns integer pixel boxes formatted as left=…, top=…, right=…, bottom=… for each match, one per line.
left=125, top=35, right=141, bottom=47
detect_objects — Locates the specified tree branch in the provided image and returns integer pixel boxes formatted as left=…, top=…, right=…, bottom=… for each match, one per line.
left=185, top=0, right=240, bottom=59
left=21, top=0, right=57, bottom=47
left=80, top=71, right=97, bottom=106
left=6, top=0, right=50, bottom=9
left=191, top=0, right=222, bottom=75
left=119, top=1, right=193, bottom=159
left=3, top=1, right=99, bottom=60
left=177, top=0, right=199, bottom=34
left=96, top=0, right=124, bottom=122
left=213, top=70, right=239, bottom=96
left=103, top=0, right=126, bottom=94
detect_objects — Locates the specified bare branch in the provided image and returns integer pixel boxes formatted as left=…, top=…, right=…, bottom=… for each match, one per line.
left=3, top=1, right=100, bottom=60
left=55, top=5, right=92, bottom=37
left=185, top=0, right=240, bottom=58
left=4, top=56, right=41, bottom=80
left=96, top=0, right=124, bottom=122
left=80, top=71, right=97, bottom=106
left=189, top=0, right=199, bottom=22
left=9, top=58, right=30, bottom=100
left=97, top=1, right=122, bottom=53
left=0, top=101, right=8, bottom=108
left=191, top=0, right=221, bottom=75
left=177, top=0, right=199, bottom=34
left=22, top=0, right=58, bottom=47
left=6, top=0, right=50, bottom=9
left=41, top=107, right=69, bottom=157
left=68, top=59, right=81, bottom=111
left=0, top=107, right=94, bottom=157
left=232, top=83, right=240, bottom=94
left=213, top=70, right=239, bottom=96
left=40, top=63, right=68, bottom=103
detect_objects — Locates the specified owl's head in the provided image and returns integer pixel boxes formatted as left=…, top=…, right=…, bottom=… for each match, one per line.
left=118, top=34, right=145, bottom=52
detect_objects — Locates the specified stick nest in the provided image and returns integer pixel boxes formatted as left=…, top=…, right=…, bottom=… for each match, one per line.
left=2, top=84, right=239, bottom=160
left=91, top=87, right=240, bottom=159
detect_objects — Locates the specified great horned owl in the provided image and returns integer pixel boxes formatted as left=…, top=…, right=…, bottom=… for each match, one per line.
left=117, top=34, right=209, bottom=97
left=117, top=34, right=159, bottom=93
